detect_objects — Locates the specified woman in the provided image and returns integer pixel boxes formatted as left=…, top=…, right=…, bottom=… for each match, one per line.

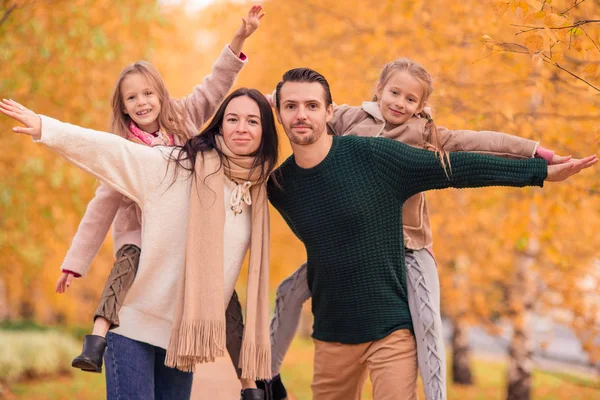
left=0, top=89, right=278, bottom=400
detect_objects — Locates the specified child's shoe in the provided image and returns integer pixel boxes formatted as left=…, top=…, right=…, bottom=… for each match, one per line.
left=240, top=388, right=265, bottom=400
left=256, top=374, right=288, bottom=400
left=71, top=334, right=107, bottom=373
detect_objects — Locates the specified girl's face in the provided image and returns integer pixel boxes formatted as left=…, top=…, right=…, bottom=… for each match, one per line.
left=376, top=70, right=426, bottom=126
left=221, top=95, right=263, bottom=156
left=121, top=72, right=162, bottom=133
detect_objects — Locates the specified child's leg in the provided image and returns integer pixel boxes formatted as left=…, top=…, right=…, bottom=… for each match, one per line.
left=270, top=263, right=312, bottom=376
left=91, top=317, right=112, bottom=337
left=73, top=244, right=141, bottom=373
left=405, top=249, right=446, bottom=400
left=94, top=244, right=141, bottom=328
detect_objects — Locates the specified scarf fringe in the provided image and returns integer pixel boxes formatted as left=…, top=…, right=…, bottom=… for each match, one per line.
left=239, top=341, right=271, bottom=380
left=165, top=320, right=226, bottom=372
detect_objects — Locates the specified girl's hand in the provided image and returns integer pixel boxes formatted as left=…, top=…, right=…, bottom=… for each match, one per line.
left=0, top=99, right=42, bottom=139
left=550, top=154, right=571, bottom=165
left=264, top=93, right=275, bottom=108
left=56, top=272, right=75, bottom=294
left=235, top=5, right=265, bottom=39
left=546, top=155, right=598, bottom=182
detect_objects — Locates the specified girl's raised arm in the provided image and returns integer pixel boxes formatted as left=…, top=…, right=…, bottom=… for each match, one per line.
left=176, top=6, right=264, bottom=136
left=229, top=5, right=265, bottom=57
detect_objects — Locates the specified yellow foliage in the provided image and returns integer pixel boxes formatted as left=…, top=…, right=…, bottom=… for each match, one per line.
left=1, top=0, right=599, bottom=369
left=525, top=34, right=544, bottom=52
left=543, top=13, right=568, bottom=28
left=493, top=1, right=509, bottom=17
left=0, top=0, right=166, bottom=325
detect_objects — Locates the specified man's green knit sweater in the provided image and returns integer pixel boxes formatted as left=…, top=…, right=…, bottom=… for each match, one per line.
left=267, top=135, right=547, bottom=344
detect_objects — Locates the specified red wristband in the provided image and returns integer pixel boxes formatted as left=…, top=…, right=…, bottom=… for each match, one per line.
left=62, top=269, right=81, bottom=278
left=227, top=45, right=247, bottom=60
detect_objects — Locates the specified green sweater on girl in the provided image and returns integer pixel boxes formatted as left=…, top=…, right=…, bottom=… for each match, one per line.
left=267, top=135, right=547, bottom=344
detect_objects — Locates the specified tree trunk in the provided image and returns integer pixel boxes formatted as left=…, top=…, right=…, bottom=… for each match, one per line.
left=0, top=276, right=9, bottom=321
left=452, top=314, right=473, bottom=384
left=506, top=205, right=539, bottom=400
left=451, top=254, right=473, bottom=385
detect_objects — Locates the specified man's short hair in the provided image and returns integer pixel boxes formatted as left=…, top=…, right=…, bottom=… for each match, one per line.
left=275, top=68, right=333, bottom=110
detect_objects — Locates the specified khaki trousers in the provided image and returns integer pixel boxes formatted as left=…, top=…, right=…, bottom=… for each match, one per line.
left=312, top=329, right=418, bottom=400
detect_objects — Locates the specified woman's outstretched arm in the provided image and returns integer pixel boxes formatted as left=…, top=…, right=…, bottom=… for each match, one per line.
left=1, top=99, right=169, bottom=206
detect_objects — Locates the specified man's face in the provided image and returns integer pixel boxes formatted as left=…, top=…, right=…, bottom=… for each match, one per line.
left=276, top=81, right=333, bottom=146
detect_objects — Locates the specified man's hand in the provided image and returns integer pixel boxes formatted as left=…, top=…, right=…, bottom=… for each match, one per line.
left=546, top=155, right=598, bottom=182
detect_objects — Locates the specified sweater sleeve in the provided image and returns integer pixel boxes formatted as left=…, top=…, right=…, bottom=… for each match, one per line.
left=434, top=126, right=538, bottom=159
left=175, top=45, right=247, bottom=137
left=368, top=137, right=547, bottom=202
left=37, top=116, right=169, bottom=206
left=60, top=182, right=122, bottom=277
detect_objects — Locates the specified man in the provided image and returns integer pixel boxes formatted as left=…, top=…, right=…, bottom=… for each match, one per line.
left=264, top=68, right=595, bottom=400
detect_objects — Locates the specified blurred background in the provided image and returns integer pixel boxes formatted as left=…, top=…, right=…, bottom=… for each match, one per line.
left=0, top=0, right=599, bottom=399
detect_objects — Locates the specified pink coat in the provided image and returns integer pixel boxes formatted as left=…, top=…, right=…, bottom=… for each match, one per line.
left=61, top=45, right=247, bottom=276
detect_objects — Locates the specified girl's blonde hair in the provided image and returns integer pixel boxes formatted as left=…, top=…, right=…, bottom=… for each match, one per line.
left=110, top=61, right=188, bottom=143
left=374, top=58, right=451, bottom=174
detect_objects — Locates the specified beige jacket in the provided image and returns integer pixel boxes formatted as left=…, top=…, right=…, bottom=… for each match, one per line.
left=61, top=45, right=247, bottom=276
left=327, top=102, right=539, bottom=250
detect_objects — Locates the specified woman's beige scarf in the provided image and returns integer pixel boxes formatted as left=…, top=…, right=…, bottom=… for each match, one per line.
left=165, top=135, right=271, bottom=380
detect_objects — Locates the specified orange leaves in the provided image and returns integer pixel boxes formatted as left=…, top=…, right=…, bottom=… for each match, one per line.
left=584, top=64, right=599, bottom=79
left=484, top=0, right=600, bottom=94
left=543, top=12, right=568, bottom=28
left=510, top=1, right=530, bottom=15
left=524, top=33, right=544, bottom=52
left=494, top=1, right=509, bottom=17
left=525, top=0, right=545, bottom=10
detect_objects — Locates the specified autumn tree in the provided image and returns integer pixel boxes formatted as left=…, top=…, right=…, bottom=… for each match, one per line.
left=480, top=2, right=599, bottom=398
left=0, top=0, right=165, bottom=325
left=1, top=2, right=598, bottom=399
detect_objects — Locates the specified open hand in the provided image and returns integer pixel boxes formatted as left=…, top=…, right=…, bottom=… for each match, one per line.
left=56, top=272, right=75, bottom=294
left=0, top=98, right=42, bottom=139
left=235, top=5, right=265, bottom=39
left=546, top=155, right=598, bottom=182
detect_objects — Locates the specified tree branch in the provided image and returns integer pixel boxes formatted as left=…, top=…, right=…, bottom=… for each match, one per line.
left=0, top=4, right=16, bottom=28
left=512, top=19, right=600, bottom=34
left=560, top=0, right=588, bottom=15
left=547, top=59, right=600, bottom=92
left=564, top=54, right=600, bottom=65
left=580, top=26, right=600, bottom=54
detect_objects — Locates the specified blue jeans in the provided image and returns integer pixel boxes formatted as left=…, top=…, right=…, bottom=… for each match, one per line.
left=104, top=332, right=193, bottom=400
